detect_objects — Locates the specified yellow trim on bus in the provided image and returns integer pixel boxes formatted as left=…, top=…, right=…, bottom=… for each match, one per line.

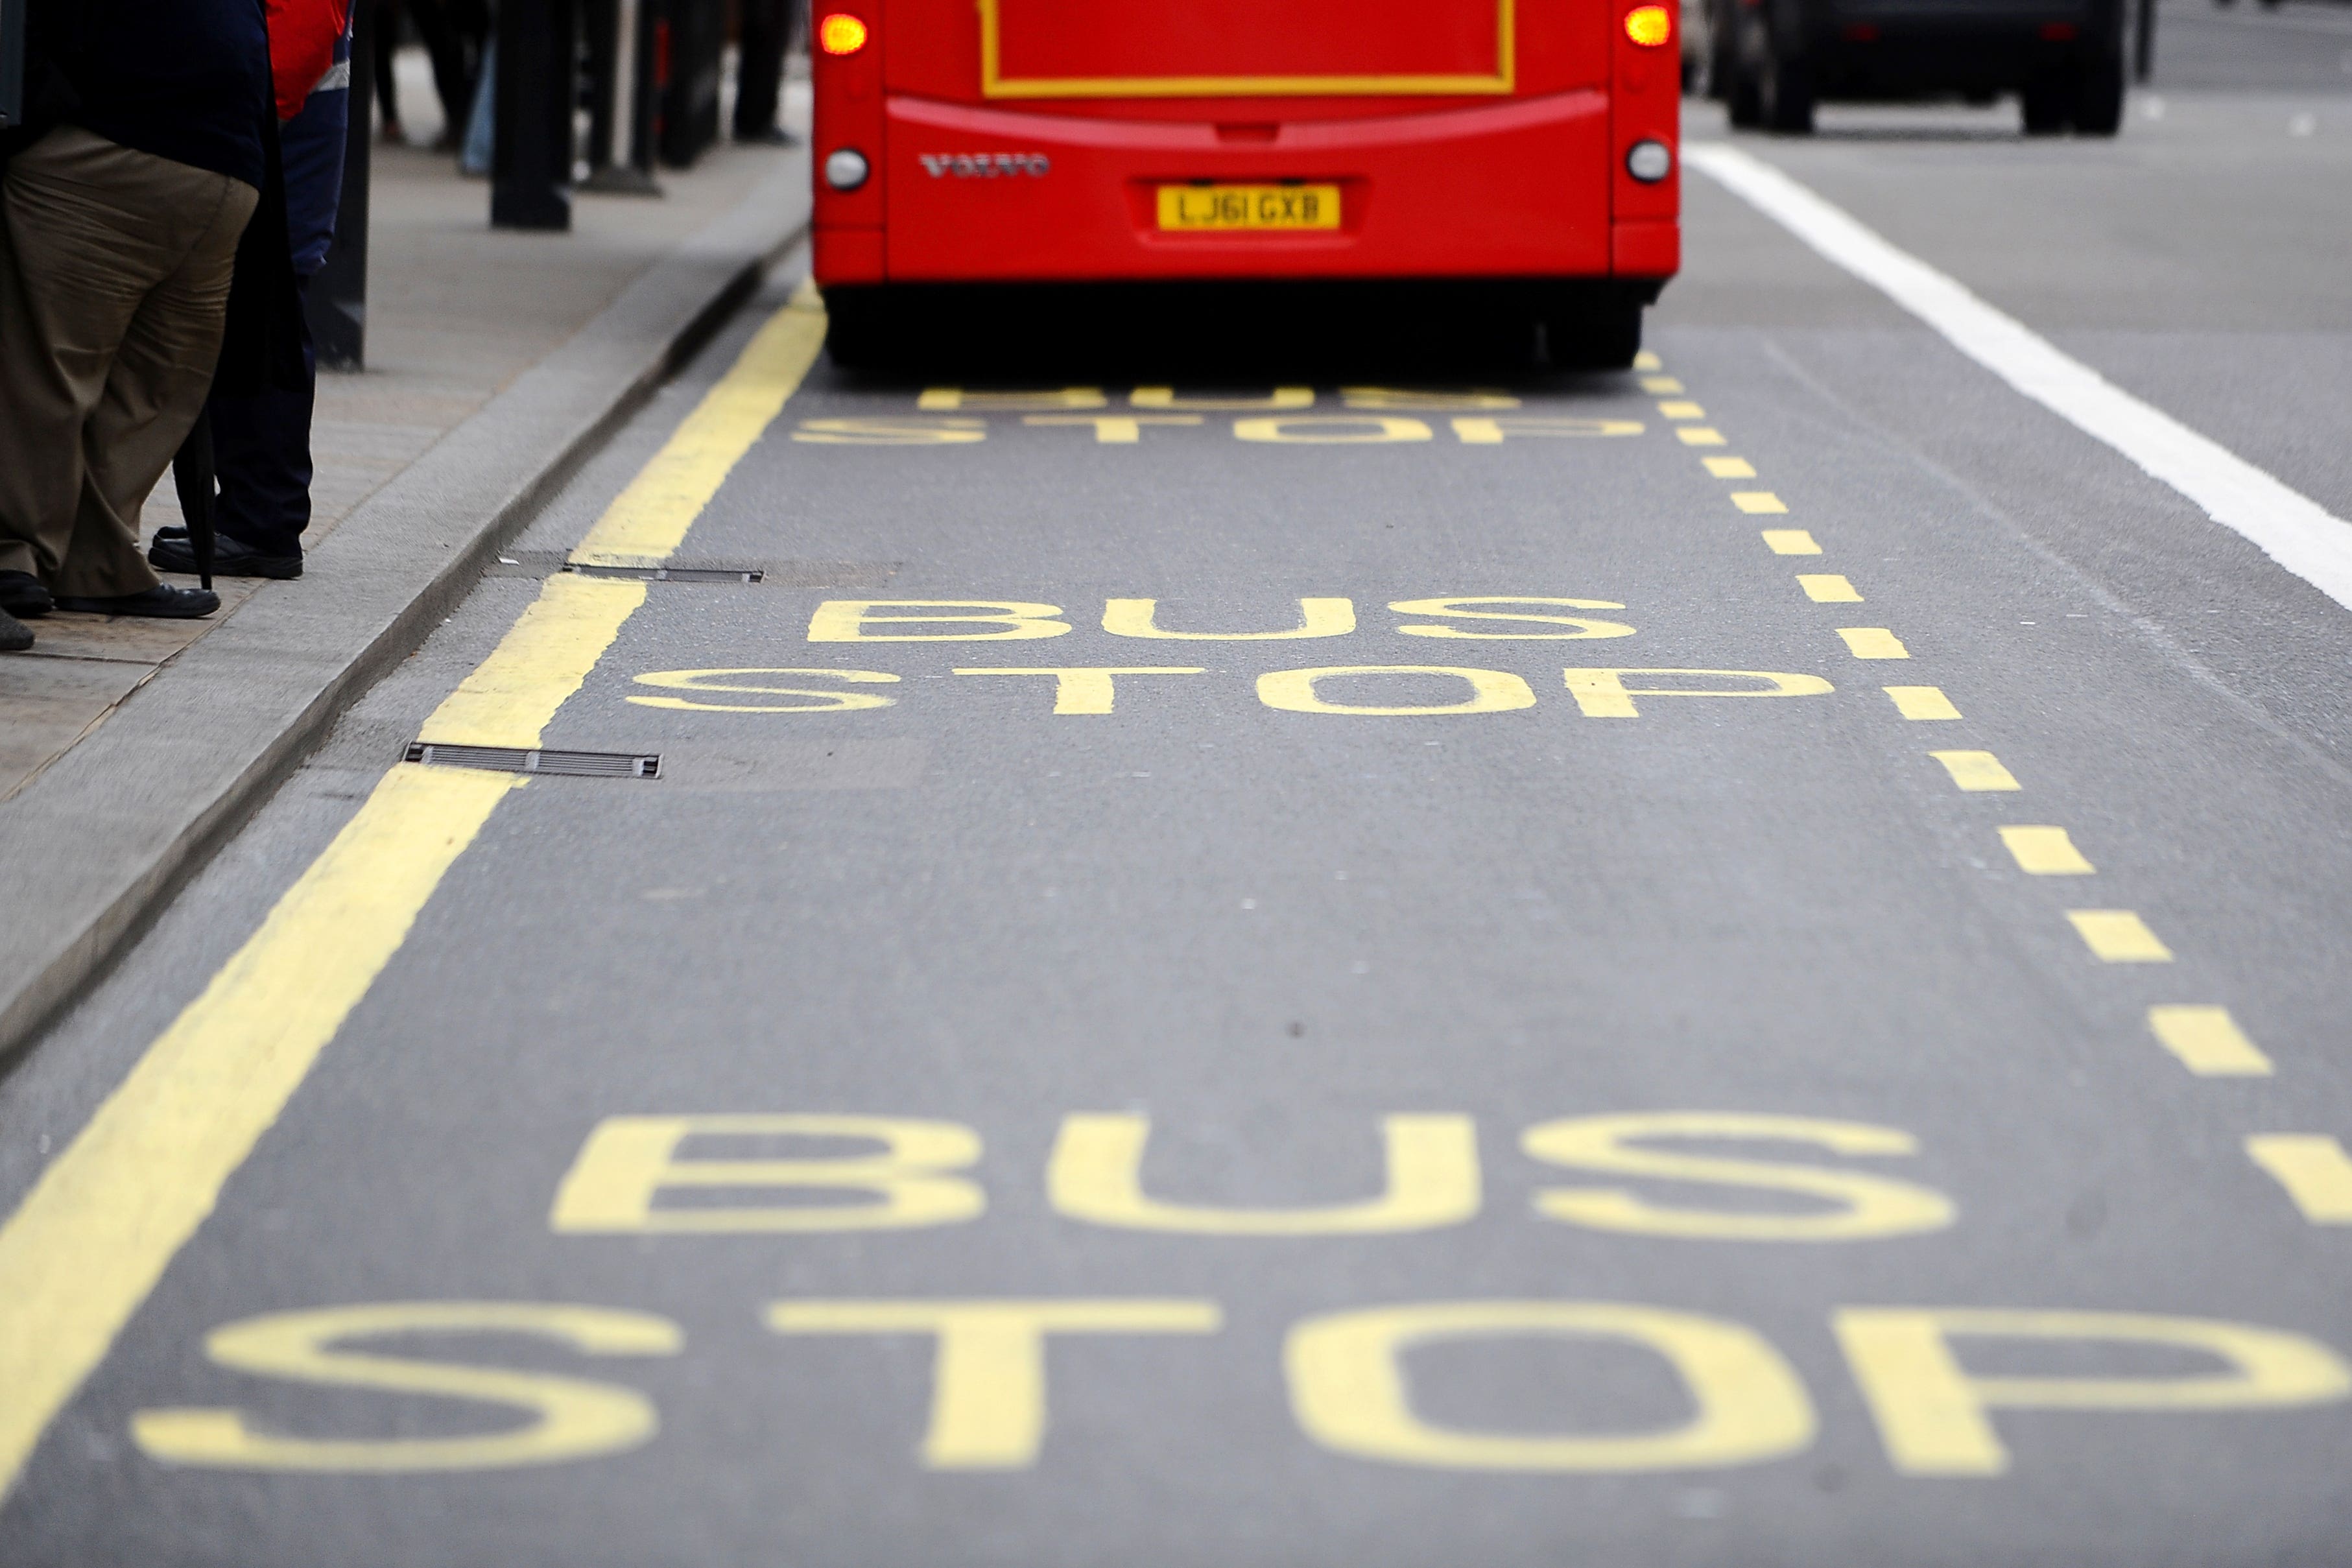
left=976, top=0, right=1517, bottom=98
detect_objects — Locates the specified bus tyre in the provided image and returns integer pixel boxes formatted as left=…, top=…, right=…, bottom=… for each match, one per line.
left=1547, top=298, right=1643, bottom=372
left=2071, top=49, right=2126, bottom=135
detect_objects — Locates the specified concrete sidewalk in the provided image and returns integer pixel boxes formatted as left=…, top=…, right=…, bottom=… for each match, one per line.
left=0, top=122, right=811, bottom=1056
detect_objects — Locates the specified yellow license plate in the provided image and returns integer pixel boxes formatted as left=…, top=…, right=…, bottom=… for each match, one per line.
left=1157, top=184, right=1342, bottom=232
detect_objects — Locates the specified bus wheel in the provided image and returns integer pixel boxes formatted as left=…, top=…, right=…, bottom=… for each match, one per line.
left=2021, top=73, right=2073, bottom=134
left=2071, top=49, right=2126, bottom=134
left=1547, top=297, right=1643, bottom=372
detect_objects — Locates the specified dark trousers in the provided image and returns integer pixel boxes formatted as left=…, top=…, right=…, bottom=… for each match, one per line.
left=733, top=0, right=800, bottom=137
left=209, top=276, right=316, bottom=558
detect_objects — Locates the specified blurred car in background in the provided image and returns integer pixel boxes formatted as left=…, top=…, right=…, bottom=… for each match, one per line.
left=1704, top=0, right=2126, bottom=134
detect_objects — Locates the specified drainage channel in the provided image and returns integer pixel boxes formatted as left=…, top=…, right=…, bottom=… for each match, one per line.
left=403, top=743, right=662, bottom=779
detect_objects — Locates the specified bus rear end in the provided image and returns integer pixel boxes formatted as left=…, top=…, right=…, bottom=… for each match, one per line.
left=811, top=0, right=1680, bottom=366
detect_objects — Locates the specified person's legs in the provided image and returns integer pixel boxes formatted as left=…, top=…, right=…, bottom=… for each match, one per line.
left=374, top=0, right=406, bottom=139
left=71, top=171, right=258, bottom=598
left=0, top=128, right=205, bottom=590
left=202, top=278, right=316, bottom=567
left=408, top=0, right=472, bottom=143
left=734, top=0, right=788, bottom=141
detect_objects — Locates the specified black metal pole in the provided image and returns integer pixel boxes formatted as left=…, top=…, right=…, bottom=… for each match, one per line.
left=308, top=3, right=373, bottom=368
left=2133, top=0, right=2156, bottom=83
left=492, top=0, right=577, bottom=229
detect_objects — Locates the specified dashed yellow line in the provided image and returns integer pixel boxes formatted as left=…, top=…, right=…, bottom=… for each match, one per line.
left=1837, top=627, right=1910, bottom=659
left=1761, top=529, right=1820, bottom=555
left=1675, top=427, right=1726, bottom=446
left=0, top=286, right=828, bottom=1501
left=2246, top=1135, right=2352, bottom=1223
left=1730, top=491, right=1788, bottom=514
left=1703, top=457, right=1756, bottom=478
left=1798, top=574, right=1862, bottom=603
left=1657, top=400, right=1705, bottom=420
left=1997, top=826, right=2095, bottom=875
left=1930, top=750, right=2021, bottom=791
left=2148, top=1005, right=2273, bottom=1076
left=2067, top=909, right=2174, bottom=963
left=1884, top=685, right=1960, bottom=721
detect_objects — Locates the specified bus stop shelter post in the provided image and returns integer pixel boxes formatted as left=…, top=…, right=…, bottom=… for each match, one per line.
left=309, top=0, right=372, bottom=369
left=492, top=0, right=578, bottom=229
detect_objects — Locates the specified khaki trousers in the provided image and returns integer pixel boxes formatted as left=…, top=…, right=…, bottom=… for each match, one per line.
left=0, top=126, right=258, bottom=596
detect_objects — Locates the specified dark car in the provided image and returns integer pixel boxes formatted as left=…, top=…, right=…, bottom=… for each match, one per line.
left=1711, top=0, right=2127, bottom=135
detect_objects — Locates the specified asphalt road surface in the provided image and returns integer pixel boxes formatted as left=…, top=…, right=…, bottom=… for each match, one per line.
left=3, top=16, right=2350, bottom=1564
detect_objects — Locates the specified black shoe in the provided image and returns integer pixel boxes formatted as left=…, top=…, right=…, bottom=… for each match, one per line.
left=148, top=528, right=303, bottom=580
left=52, top=584, right=220, bottom=618
left=0, top=569, right=51, bottom=618
left=735, top=125, right=799, bottom=147
left=0, top=607, right=30, bottom=652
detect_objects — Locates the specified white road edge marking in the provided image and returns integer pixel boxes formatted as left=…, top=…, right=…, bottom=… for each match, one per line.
left=1685, top=143, right=2352, bottom=617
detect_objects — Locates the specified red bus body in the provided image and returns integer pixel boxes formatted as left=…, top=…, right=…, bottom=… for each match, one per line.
left=811, top=0, right=1678, bottom=348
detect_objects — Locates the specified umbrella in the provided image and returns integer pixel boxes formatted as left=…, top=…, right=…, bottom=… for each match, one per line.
left=170, top=409, right=217, bottom=591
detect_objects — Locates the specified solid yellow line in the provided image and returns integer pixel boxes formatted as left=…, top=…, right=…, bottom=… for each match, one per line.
left=0, top=291, right=823, bottom=1499
left=572, top=284, right=828, bottom=567
left=2246, top=1135, right=2352, bottom=1222
left=2148, top=1005, right=2273, bottom=1076
left=2067, top=909, right=2174, bottom=962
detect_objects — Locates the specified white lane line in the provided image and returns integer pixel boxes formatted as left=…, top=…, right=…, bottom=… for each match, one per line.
left=1685, top=143, right=2352, bottom=618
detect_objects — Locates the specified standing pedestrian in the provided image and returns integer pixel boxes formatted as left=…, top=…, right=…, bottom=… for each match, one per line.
left=0, top=0, right=275, bottom=648
left=733, top=0, right=803, bottom=146
left=150, top=0, right=353, bottom=582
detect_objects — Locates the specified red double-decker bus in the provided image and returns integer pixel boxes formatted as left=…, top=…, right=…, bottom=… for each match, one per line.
left=807, top=0, right=1681, bottom=368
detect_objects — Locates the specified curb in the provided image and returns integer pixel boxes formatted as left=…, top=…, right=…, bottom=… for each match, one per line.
left=0, top=158, right=812, bottom=1063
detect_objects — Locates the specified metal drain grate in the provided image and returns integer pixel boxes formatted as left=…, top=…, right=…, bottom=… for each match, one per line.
left=564, top=564, right=764, bottom=584
left=404, top=742, right=661, bottom=778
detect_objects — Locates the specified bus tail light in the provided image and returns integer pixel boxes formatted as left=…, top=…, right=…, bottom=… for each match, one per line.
left=1624, top=5, right=1673, bottom=46
left=819, top=12, right=870, bottom=53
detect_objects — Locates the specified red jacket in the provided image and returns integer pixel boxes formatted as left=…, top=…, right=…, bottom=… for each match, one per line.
left=268, top=0, right=351, bottom=120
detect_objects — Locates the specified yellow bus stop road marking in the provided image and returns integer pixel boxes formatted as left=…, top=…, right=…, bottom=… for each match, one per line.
left=0, top=285, right=827, bottom=1501
left=1884, top=685, right=1960, bottom=721
left=2246, top=1135, right=2352, bottom=1223
left=2148, top=1005, right=2273, bottom=1076
left=2066, top=909, right=2174, bottom=963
